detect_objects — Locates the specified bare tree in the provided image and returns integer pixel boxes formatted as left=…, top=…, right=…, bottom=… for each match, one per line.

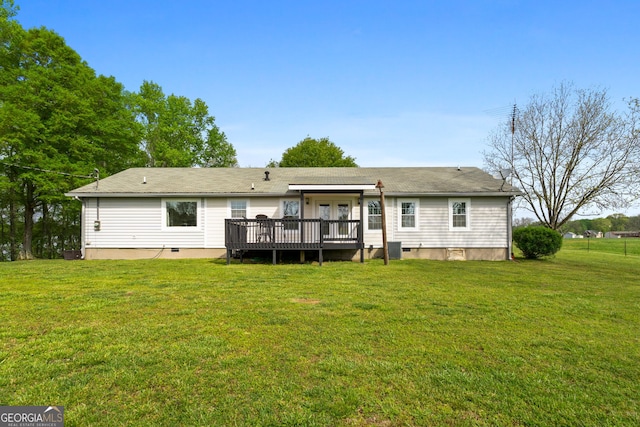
left=484, top=83, right=639, bottom=230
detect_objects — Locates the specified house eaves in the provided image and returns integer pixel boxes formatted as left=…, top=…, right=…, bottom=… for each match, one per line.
left=65, top=167, right=522, bottom=198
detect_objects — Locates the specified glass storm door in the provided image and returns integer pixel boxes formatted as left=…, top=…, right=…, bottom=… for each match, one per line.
left=318, top=202, right=351, bottom=238
left=319, top=203, right=331, bottom=237
left=336, top=203, right=350, bottom=236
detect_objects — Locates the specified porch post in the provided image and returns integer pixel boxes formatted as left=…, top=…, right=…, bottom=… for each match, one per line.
left=319, top=218, right=323, bottom=266
left=359, top=191, right=364, bottom=263
left=300, top=191, right=305, bottom=245
left=507, top=196, right=514, bottom=260
left=299, top=191, right=306, bottom=262
left=376, top=180, right=389, bottom=265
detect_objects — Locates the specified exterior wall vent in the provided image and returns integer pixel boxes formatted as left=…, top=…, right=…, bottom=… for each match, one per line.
left=446, top=248, right=466, bottom=261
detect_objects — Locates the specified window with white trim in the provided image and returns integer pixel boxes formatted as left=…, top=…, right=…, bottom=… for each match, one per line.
left=230, top=200, right=247, bottom=218
left=449, top=198, right=470, bottom=230
left=163, top=199, right=199, bottom=228
left=398, top=199, right=419, bottom=230
left=282, top=200, right=300, bottom=231
left=367, top=200, right=382, bottom=230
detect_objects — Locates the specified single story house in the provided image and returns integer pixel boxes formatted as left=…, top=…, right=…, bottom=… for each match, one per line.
left=563, top=232, right=583, bottom=239
left=605, top=231, right=640, bottom=239
left=584, top=230, right=603, bottom=238
left=66, top=167, right=521, bottom=263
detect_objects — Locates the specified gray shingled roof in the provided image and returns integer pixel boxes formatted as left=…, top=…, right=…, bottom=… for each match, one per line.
left=66, top=167, right=521, bottom=197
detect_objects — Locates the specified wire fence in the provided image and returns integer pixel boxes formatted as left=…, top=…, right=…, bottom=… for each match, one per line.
left=562, top=238, right=640, bottom=257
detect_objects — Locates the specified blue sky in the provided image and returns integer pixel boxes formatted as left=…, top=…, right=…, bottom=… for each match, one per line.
left=15, top=0, right=640, bottom=173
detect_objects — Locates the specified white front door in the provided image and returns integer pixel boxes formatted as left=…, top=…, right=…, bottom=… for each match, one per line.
left=317, top=201, right=351, bottom=238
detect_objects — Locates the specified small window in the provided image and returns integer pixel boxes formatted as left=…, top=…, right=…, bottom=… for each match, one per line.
left=230, top=200, right=247, bottom=218
left=367, top=200, right=382, bottom=230
left=399, top=200, right=418, bottom=229
left=449, top=199, right=470, bottom=230
left=166, top=201, right=197, bottom=227
left=282, top=200, right=300, bottom=231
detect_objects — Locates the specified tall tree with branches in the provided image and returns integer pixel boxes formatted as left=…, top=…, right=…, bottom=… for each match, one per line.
left=0, top=6, right=142, bottom=259
left=484, top=83, right=639, bottom=230
left=269, top=137, right=358, bottom=167
left=133, top=81, right=238, bottom=168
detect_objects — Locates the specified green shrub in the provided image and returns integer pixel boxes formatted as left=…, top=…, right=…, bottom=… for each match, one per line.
left=513, top=226, right=563, bottom=259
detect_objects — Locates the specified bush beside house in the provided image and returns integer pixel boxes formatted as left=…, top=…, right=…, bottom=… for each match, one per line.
left=513, top=226, right=563, bottom=259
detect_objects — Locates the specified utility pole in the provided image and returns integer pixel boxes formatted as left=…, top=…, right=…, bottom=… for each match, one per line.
left=376, top=180, right=389, bottom=265
left=510, top=103, right=517, bottom=186
left=509, top=104, right=517, bottom=260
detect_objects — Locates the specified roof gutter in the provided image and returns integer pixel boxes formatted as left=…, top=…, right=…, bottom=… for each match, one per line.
left=379, top=191, right=522, bottom=197
left=67, top=190, right=522, bottom=198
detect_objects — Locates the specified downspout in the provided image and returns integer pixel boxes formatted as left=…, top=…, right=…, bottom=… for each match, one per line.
left=78, top=197, right=86, bottom=259
left=359, top=191, right=364, bottom=263
left=299, top=191, right=305, bottom=263
left=507, top=196, right=514, bottom=260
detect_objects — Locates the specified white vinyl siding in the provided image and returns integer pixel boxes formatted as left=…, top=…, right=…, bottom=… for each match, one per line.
left=82, top=196, right=509, bottom=252
left=207, top=197, right=281, bottom=247
left=204, top=198, right=226, bottom=247
left=84, top=198, right=205, bottom=249
left=385, top=197, right=507, bottom=248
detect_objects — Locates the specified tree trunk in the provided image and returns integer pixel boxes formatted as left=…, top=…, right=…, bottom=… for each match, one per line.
left=20, top=182, right=35, bottom=260
left=9, top=189, right=18, bottom=261
left=42, top=201, right=52, bottom=259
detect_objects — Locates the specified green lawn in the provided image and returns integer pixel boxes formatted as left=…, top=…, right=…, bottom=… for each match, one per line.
left=562, top=237, right=640, bottom=257
left=1, top=250, right=639, bottom=426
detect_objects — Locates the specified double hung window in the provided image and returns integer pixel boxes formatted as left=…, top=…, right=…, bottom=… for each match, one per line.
left=398, top=199, right=419, bottom=230
left=367, top=201, right=382, bottom=230
left=230, top=200, right=247, bottom=218
left=449, top=199, right=470, bottom=230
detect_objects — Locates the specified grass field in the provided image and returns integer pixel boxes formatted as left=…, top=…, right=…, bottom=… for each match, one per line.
left=1, top=248, right=639, bottom=426
left=562, top=237, right=640, bottom=257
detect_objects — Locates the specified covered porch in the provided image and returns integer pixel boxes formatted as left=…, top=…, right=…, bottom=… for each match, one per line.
left=225, top=182, right=376, bottom=265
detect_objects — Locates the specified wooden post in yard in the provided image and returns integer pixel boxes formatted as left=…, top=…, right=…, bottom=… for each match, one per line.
left=376, top=180, right=389, bottom=265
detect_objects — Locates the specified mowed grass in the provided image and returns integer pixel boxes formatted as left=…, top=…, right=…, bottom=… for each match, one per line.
left=0, top=250, right=639, bottom=426
left=562, top=237, right=640, bottom=257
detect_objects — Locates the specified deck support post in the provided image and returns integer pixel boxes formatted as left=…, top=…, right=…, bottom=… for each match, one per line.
left=359, top=191, right=365, bottom=263
left=300, top=192, right=306, bottom=245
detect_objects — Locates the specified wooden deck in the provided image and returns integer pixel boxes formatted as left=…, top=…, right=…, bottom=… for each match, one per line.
left=225, top=218, right=364, bottom=265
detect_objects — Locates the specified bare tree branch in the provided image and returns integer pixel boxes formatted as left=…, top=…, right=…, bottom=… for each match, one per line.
left=483, top=82, right=640, bottom=230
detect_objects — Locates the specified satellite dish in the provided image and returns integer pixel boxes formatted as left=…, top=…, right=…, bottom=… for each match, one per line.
left=499, top=168, right=512, bottom=179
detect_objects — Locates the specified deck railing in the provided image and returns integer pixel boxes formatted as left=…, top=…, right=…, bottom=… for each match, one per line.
left=225, top=218, right=362, bottom=250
